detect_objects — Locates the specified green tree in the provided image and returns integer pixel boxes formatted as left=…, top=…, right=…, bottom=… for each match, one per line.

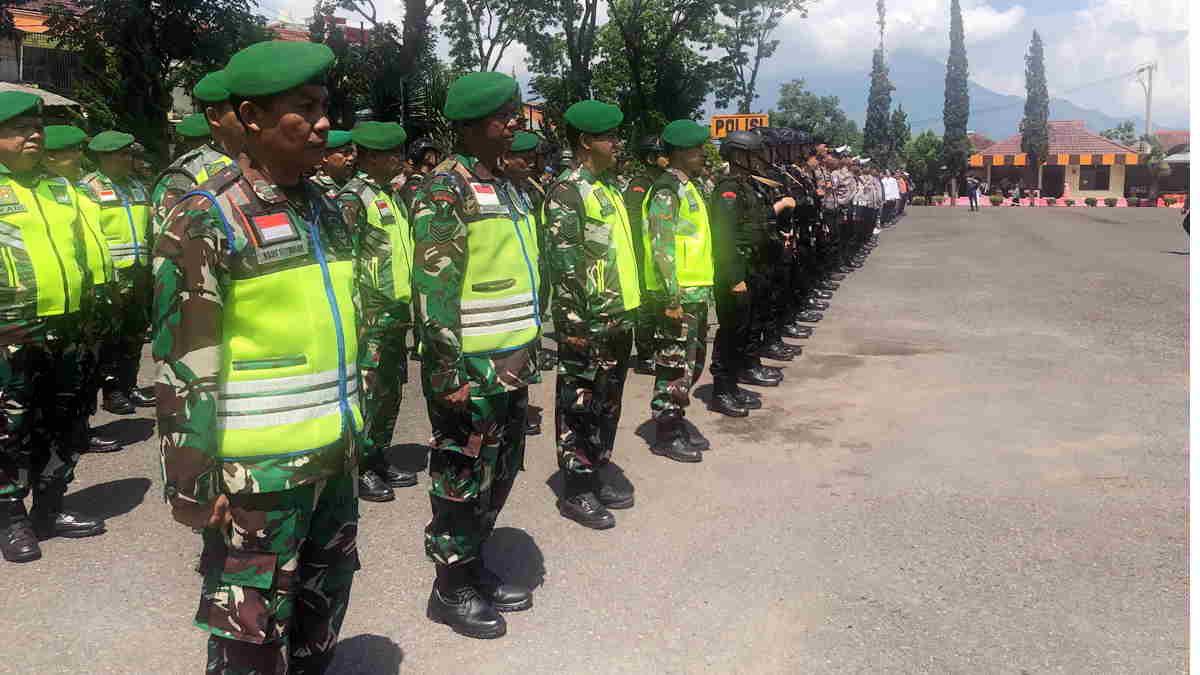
left=769, top=78, right=862, bottom=150
left=888, top=104, right=910, bottom=168
left=442, top=0, right=551, bottom=71
left=45, top=0, right=268, bottom=162
left=1019, top=29, right=1049, bottom=187
left=526, top=0, right=603, bottom=135
left=712, top=0, right=810, bottom=113
left=309, top=6, right=364, bottom=129
left=941, top=0, right=970, bottom=193
left=606, top=0, right=718, bottom=134
left=902, top=129, right=943, bottom=199
left=862, top=48, right=893, bottom=164
left=1139, top=132, right=1172, bottom=201
left=1100, top=120, right=1138, bottom=147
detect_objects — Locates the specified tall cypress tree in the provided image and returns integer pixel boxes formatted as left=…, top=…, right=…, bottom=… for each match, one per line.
left=863, top=48, right=894, bottom=164
left=942, top=0, right=970, bottom=191
left=889, top=104, right=910, bottom=168
left=1020, top=30, right=1050, bottom=189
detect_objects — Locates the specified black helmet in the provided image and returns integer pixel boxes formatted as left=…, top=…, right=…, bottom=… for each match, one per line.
left=408, top=137, right=439, bottom=162
left=719, top=130, right=764, bottom=159
left=637, top=135, right=664, bottom=157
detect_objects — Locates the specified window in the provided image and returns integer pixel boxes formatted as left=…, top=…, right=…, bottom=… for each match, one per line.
left=1079, top=165, right=1110, bottom=191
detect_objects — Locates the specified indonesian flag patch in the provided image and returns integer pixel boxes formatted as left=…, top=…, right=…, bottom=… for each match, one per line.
left=470, top=182, right=500, bottom=207
left=252, top=212, right=299, bottom=244
left=97, top=188, right=118, bottom=202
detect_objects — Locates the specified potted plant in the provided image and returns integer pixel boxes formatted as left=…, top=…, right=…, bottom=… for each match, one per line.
left=989, top=195, right=1003, bottom=206
left=911, top=196, right=926, bottom=206
left=1104, top=197, right=1118, bottom=207
left=1085, top=197, right=1098, bottom=207
left=1064, top=198, right=1075, bottom=206
left=1045, top=197, right=1057, bottom=206
left=1161, top=196, right=1175, bottom=207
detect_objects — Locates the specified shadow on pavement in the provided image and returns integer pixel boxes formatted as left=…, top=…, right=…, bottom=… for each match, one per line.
left=634, top=419, right=655, bottom=447
left=326, top=634, right=403, bottom=675
left=484, top=527, right=545, bottom=591
left=385, top=444, right=430, bottom=473
left=1161, top=249, right=1189, bottom=255
left=693, top=383, right=714, bottom=406
left=93, top=418, right=156, bottom=445
left=63, top=477, right=151, bottom=520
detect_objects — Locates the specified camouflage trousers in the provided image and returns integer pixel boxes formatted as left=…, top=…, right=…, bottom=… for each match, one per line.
left=650, top=302, right=709, bottom=419
left=99, top=271, right=152, bottom=394
left=197, top=472, right=359, bottom=675
left=425, top=388, right=527, bottom=566
left=0, top=340, right=87, bottom=501
left=360, top=332, right=408, bottom=467
left=633, top=294, right=658, bottom=361
left=555, top=324, right=633, bottom=476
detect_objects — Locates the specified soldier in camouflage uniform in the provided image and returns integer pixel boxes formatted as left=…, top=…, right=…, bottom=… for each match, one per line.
left=622, top=135, right=668, bottom=375
left=311, top=130, right=356, bottom=199
left=153, top=41, right=366, bottom=674
left=337, top=121, right=418, bottom=502
left=0, top=92, right=109, bottom=564
left=396, top=137, right=442, bottom=213
left=412, top=72, right=537, bottom=639
left=543, top=101, right=641, bottom=530
left=41, top=125, right=123, bottom=454
left=151, top=70, right=244, bottom=240
left=643, top=119, right=716, bottom=463
left=79, top=131, right=156, bottom=416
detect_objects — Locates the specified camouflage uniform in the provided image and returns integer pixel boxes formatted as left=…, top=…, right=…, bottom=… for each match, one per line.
left=411, top=153, right=539, bottom=566
left=543, top=165, right=639, bottom=477
left=310, top=171, right=343, bottom=201
left=79, top=171, right=153, bottom=400
left=645, top=169, right=713, bottom=419
left=151, top=143, right=235, bottom=238
left=0, top=170, right=95, bottom=503
left=622, top=171, right=661, bottom=364
left=154, top=157, right=371, bottom=673
left=338, top=173, right=411, bottom=468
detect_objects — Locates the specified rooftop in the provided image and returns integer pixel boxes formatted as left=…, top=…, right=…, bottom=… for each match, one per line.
left=986, top=120, right=1140, bottom=156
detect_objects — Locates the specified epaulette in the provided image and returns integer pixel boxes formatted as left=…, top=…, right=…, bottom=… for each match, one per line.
left=192, top=164, right=242, bottom=197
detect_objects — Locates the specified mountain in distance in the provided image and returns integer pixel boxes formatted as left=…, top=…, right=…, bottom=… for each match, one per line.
left=749, top=50, right=1186, bottom=142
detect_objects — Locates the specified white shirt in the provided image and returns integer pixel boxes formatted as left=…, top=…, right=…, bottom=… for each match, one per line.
left=883, top=177, right=900, bottom=200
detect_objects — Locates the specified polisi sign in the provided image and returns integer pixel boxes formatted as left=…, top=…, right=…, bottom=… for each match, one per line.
left=710, top=114, right=769, bottom=139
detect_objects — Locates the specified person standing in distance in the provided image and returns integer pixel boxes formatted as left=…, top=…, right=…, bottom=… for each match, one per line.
left=154, top=40, right=368, bottom=673
left=411, top=72, right=538, bottom=639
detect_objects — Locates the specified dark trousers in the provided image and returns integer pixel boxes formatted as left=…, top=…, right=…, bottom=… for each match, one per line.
left=99, top=269, right=151, bottom=395
left=712, top=276, right=753, bottom=384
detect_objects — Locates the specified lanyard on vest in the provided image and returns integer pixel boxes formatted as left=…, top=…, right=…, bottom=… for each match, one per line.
left=112, top=182, right=142, bottom=265
left=181, top=187, right=356, bottom=438
left=497, top=182, right=542, bottom=326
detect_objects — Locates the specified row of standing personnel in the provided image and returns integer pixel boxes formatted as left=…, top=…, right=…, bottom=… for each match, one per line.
left=0, top=39, right=908, bottom=674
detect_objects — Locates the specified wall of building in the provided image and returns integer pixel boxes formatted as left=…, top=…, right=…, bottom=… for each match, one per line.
left=1063, top=163, right=1126, bottom=200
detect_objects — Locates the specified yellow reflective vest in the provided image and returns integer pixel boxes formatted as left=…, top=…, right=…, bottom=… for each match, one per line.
left=575, top=174, right=641, bottom=313
left=191, top=178, right=362, bottom=460
left=460, top=180, right=541, bottom=355
left=341, top=175, right=413, bottom=303
left=0, top=173, right=89, bottom=321
left=83, top=172, right=152, bottom=269
left=640, top=173, right=715, bottom=291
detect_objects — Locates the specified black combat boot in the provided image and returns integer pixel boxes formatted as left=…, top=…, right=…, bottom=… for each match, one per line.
left=758, top=341, right=794, bottom=362
left=758, top=364, right=785, bottom=383
left=828, top=273, right=847, bottom=282
left=733, top=386, right=763, bottom=410
left=650, top=416, right=702, bottom=463
left=632, top=356, right=655, bottom=375
left=372, top=459, right=417, bottom=488
left=470, top=558, right=532, bottom=612
left=793, top=310, right=823, bottom=323
left=709, top=379, right=748, bottom=418
left=558, top=473, right=615, bottom=529
left=357, top=469, right=395, bottom=502
left=30, top=485, right=105, bottom=539
left=87, top=431, right=123, bottom=453
left=805, top=298, right=830, bottom=311
left=781, top=323, right=813, bottom=339
left=812, top=289, right=834, bottom=300
left=738, top=365, right=780, bottom=387
left=679, top=418, right=711, bottom=451
left=0, top=500, right=40, bottom=563
left=428, top=564, right=507, bottom=639
left=129, top=386, right=156, bottom=407
left=596, top=471, right=635, bottom=510
left=101, top=389, right=135, bottom=415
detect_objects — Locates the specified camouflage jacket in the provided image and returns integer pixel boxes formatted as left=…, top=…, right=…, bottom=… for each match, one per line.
left=151, top=144, right=233, bottom=237
left=337, top=172, right=409, bottom=369
left=410, top=153, right=539, bottom=397
left=0, top=168, right=93, bottom=346
left=153, top=155, right=372, bottom=505
left=645, top=168, right=713, bottom=307
left=395, top=169, right=428, bottom=215
left=543, top=164, right=638, bottom=339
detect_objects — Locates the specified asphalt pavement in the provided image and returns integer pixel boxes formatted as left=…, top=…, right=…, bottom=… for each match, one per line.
left=0, top=204, right=1188, bottom=674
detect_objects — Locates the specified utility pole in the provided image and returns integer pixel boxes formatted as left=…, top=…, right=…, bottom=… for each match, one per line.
left=1136, top=62, right=1156, bottom=151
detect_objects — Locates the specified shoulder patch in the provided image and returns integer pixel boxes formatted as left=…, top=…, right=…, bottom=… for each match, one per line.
left=721, top=191, right=737, bottom=198
left=632, top=186, right=645, bottom=192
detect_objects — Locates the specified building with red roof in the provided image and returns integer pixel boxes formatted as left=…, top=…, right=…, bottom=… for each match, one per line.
left=968, top=120, right=1141, bottom=199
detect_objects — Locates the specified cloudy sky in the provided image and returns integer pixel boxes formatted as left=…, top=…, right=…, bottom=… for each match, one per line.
left=258, top=0, right=1190, bottom=126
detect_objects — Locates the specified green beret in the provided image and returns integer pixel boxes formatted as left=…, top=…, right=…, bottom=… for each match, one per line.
left=225, top=40, right=334, bottom=98
left=326, top=130, right=353, bottom=149
left=661, top=119, right=709, bottom=149
left=510, top=131, right=540, bottom=153
left=443, top=72, right=519, bottom=122
left=564, top=100, right=623, bottom=134
left=352, top=122, right=406, bottom=151
left=43, top=125, right=87, bottom=151
left=192, top=70, right=230, bottom=103
left=88, top=130, right=136, bottom=153
left=0, top=91, right=42, bottom=126
left=176, top=114, right=210, bottom=139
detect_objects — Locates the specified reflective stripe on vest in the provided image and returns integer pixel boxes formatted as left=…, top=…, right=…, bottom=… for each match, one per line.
left=578, top=178, right=641, bottom=312
left=0, top=176, right=87, bottom=317
left=92, top=177, right=151, bottom=268
left=183, top=188, right=361, bottom=460
left=639, top=177, right=715, bottom=290
left=73, top=184, right=114, bottom=285
left=459, top=180, right=540, bottom=355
